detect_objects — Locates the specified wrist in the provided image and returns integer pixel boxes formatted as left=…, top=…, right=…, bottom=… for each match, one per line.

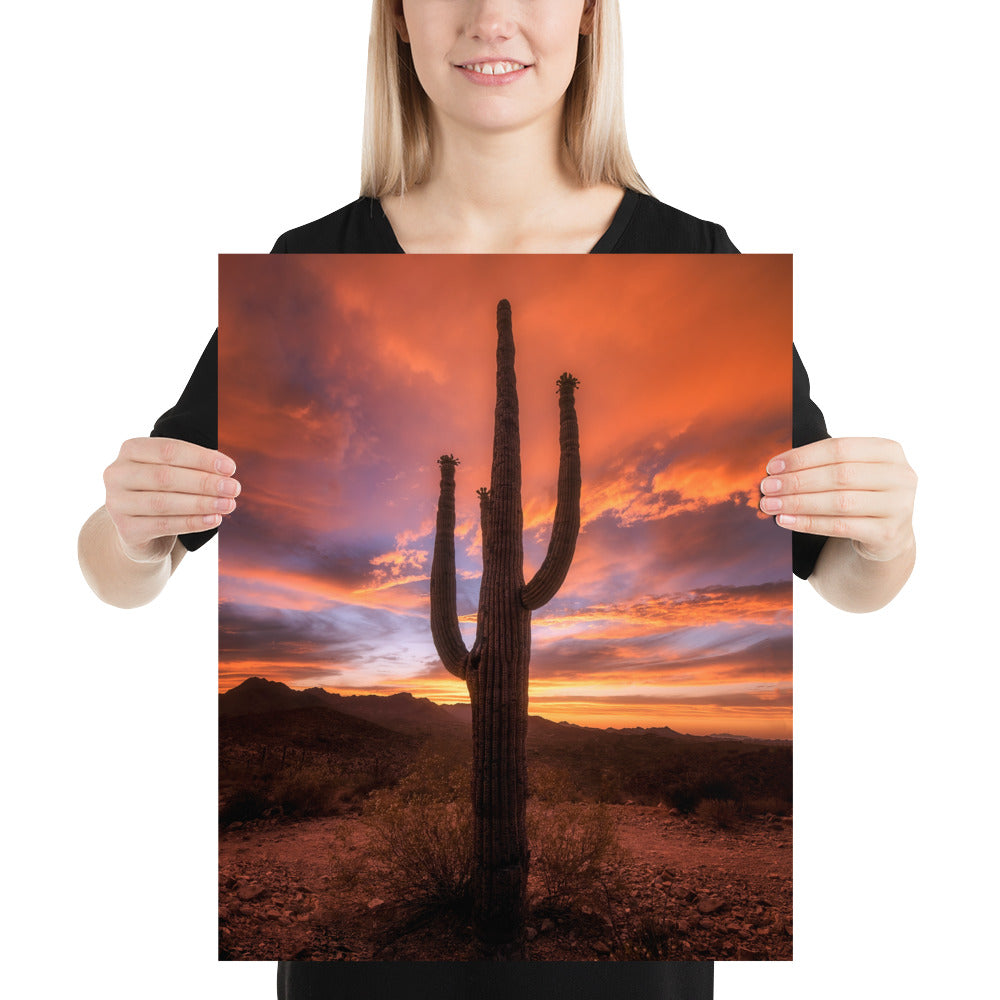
left=850, top=527, right=916, bottom=564
left=116, top=530, right=177, bottom=565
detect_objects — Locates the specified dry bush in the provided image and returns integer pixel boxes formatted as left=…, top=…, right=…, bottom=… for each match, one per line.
left=529, top=762, right=583, bottom=803
left=219, top=763, right=345, bottom=823
left=695, top=797, right=740, bottom=829
left=744, top=795, right=792, bottom=817
left=270, top=764, right=345, bottom=816
left=219, top=786, right=271, bottom=826
left=361, top=754, right=474, bottom=906
left=528, top=798, right=626, bottom=906
left=614, top=912, right=674, bottom=960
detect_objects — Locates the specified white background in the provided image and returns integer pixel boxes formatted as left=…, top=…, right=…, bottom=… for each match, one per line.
left=3, top=2, right=996, bottom=998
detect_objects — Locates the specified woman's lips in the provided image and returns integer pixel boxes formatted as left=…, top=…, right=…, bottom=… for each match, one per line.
left=454, top=62, right=531, bottom=86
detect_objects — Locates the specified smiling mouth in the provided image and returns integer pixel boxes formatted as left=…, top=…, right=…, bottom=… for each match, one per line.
left=457, top=61, right=528, bottom=76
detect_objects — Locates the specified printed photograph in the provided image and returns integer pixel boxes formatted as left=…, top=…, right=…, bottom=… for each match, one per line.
left=218, top=254, right=792, bottom=962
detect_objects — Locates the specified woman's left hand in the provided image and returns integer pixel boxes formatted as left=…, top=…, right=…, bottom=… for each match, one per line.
left=759, top=437, right=917, bottom=562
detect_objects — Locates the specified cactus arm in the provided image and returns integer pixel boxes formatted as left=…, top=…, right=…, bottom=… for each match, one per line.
left=430, top=454, right=469, bottom=679
left=467, top=487, right=492, bottom=672
left=477, top=486, right=493, bottom=553
left=521, top=373, right=581, bottom=611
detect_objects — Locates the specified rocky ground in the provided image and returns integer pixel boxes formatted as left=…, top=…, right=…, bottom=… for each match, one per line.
left=219, top=804, right=791, bottom=962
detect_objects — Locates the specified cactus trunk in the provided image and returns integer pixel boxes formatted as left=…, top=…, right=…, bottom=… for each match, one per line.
left=430, top=299, right=580, bottom=955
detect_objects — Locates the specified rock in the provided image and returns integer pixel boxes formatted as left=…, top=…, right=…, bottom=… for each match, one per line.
left=525, top=927, right=538, bottom=941
left=540, top=918, right=556, bottom=933
left=676, top=920, right=689, bottom=934
left=236, top=885, right=265, bottom=901
left=593, top=941, right=611, bottom=954
left=367, top=898, right=384, bottom=910
left=698, top=918, right=714, bottom=930
left=580, top=904, right=593, bottom=915
left=227, top=821, right=243, bottom=831
left=697, top=897, right=727, bottom=915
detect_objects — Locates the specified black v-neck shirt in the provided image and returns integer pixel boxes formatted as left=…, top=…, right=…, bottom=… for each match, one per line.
left=153, top=191, right=827, bottom=1000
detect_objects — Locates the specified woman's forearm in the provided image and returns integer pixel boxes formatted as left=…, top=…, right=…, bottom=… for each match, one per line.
left=78, top=506, right=186, bottom=609
left=808, top=533, right=916, bottom=613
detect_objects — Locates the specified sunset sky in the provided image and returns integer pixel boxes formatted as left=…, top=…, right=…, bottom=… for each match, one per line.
left=218, top=254, right=792, bottom=738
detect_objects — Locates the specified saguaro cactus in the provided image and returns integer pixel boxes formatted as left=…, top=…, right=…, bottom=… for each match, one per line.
left=430, top=299, right=581, bottom=954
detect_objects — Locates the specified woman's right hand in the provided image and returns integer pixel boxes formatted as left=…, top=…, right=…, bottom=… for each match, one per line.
left=103, top=437, right=240, bottom=562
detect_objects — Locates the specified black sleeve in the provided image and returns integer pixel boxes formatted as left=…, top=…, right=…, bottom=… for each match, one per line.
left=147, top=235, right=286, bottom=551
left=149, top=331, right=220, bottom=552
left=791, top=344, right=831, bottom=579
left=712, top=224, right=739, bottom=253
left=723, top=232, right=829, bottom=579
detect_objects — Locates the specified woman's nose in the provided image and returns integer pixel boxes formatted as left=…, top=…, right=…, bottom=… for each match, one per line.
left=464, top=0, right=517, bottom=43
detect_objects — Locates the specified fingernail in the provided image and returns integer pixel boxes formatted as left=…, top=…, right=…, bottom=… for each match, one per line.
left=777, top=514, right=796, bottom=527
left=766, top=458, right=786, bottom=475
left=218, top=478, right=239, bottom=496
left=203, top=514, right=222, bottom=526
left=760, top=497, right=782, bottom=513
left=214, top=497, right=233, bottom=512
left=760, top=477, right=782, bottom=494
left=216, top=456, right=236, bottom=475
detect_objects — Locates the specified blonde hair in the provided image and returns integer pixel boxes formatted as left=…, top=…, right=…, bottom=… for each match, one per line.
left=361, top=0, right=651, bottom=198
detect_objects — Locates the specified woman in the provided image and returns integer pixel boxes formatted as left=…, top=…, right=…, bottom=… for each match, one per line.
left=78, top=1, right=916, bottom=996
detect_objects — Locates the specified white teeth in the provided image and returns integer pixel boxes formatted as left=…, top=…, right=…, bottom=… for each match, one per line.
left=463, top=61, right=525, bottom=75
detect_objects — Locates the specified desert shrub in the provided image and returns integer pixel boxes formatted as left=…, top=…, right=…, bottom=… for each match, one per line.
left=666, top=774, right=741, bottom=814
left=361, top=754, right=474, bottom=906
left=695, top=797, right=740, bottom=829
left=219, top=762, right=353, bottom=823
left=743, top=795, right=791, bottom=817
left=528, top=799, right=626, bottom=906
left=529, top=763, right=582, bottom=803
left=615, top=913, right=674, bottom=960
left=271, top=764, right=344, bottom=816
left=219, top=786, right=270, bottom=825
left=597, top=769, right=627, bottom=804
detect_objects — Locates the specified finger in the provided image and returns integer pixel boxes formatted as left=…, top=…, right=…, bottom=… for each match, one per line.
left=772, top=512, right=911, bottom=561
left=116, top=512, right=226, bottom=547
left=773, top=512, right=883, bottom=542
left=761, top=462, right=912, bottom=497
left=759, top=489, right=896, bottom=519
left=766, top=437, right=905, bottom=475
left=119, top=437, right=237, bottom=476
left=109, top=462, right=242, bottom=499
left=113, top=490, right=238, bottom=518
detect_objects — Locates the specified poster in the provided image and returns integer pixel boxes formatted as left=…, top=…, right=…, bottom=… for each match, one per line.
left=218, top=254, right=792, bottom=962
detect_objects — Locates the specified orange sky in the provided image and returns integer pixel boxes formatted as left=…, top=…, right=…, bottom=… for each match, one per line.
left=218, top=254, right=792, bottom=738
